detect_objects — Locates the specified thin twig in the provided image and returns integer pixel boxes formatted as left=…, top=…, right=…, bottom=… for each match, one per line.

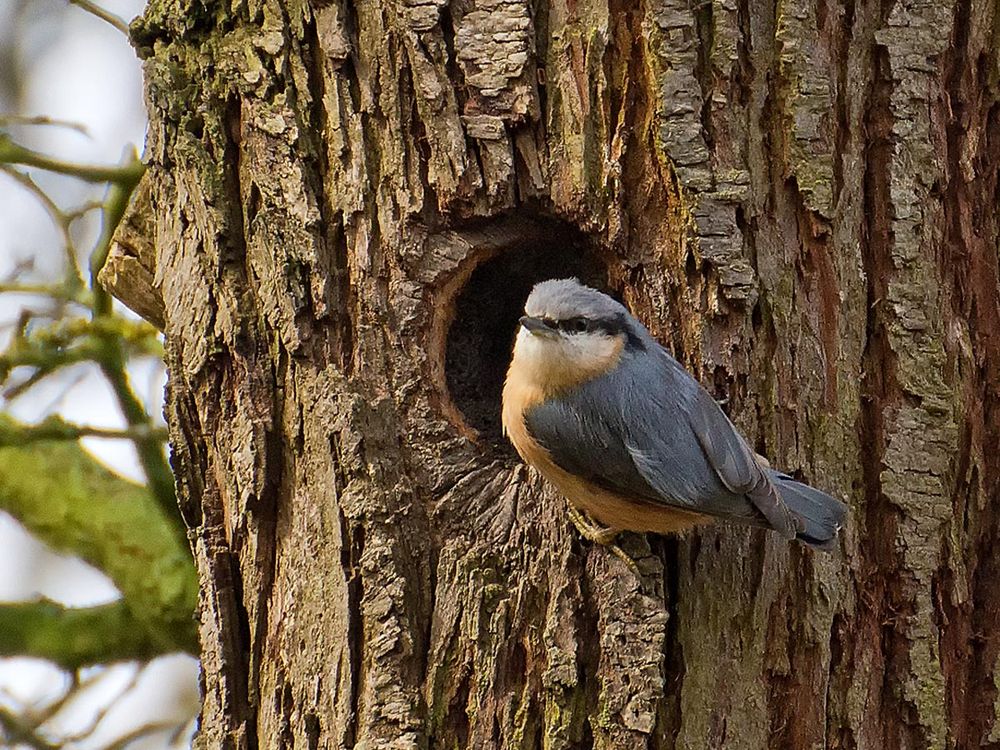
left=67, top=0, right=130, bottom=35
left=0, top=165, right=65, bottom=221
left=0, top=283, right=76, bottom=298
left=0, top=114, right=90, bottom=135
left=104, top=720, right=185, bottom=750
left=0, top=165, right=83, bottom=280
left=0, top=414, right=168, bottom=445
left=56, top=663, right=142, bottom=743
left=0, top=285, right=90, bottom=310
left=65, top=200, right=105, bottom=221
left=0, top=136, right=144, bottom=186
left=90, top=160, right=141, bottom=315
left=3, top=366, right=80, bottom=401
left=0, top=708, right=59, bottom=750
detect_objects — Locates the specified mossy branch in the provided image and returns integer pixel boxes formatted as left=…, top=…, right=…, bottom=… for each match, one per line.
left=97, top=360, right=180, bottom=532
left=0, top=599, right=195, bottom=671
left=0, top=414, right=167, bottom=445
left=91, top=156, right=142, bottom=315
left=0, top=425, right=197, bottom=652
left=0, top=135, right=144, bottom=187
left=0, top=315, right=162, bottom=397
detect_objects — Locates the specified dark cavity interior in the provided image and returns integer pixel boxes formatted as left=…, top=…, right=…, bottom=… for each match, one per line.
left=444, top=221, right=607, bottom=451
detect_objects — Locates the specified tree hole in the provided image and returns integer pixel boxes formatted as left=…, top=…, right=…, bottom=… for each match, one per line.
left=442, top=219, right=608, bottom=452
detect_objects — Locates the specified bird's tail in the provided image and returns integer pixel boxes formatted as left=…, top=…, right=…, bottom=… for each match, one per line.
left=767, top=470, right=848, bottom=551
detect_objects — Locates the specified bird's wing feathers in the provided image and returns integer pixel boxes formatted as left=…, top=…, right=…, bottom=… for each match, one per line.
left=523, top=392, right=666, bottom=503
left=524, top=348, right=797, bottom=536
left=682, top=373, right=797, bottom=537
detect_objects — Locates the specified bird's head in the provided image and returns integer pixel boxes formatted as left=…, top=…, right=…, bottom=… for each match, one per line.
left=509, top=278, right=647, bottom=394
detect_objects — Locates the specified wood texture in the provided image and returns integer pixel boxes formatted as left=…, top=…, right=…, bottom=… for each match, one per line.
left=122, top=0, right=1000, bottom=745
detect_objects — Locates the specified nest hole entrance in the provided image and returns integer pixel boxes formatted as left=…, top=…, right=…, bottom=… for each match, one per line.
left=444, top=223, right=608, bottom=451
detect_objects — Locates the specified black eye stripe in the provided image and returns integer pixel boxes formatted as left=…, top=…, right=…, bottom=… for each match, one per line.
left=531, top=311, right=646, bottom=350
left=532, top=312, right=641, bottom=343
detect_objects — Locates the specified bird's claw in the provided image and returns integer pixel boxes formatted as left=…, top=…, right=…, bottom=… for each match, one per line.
left=566, top=504, right=615, bottom=542
left=566, top=505, right=640, bottom=574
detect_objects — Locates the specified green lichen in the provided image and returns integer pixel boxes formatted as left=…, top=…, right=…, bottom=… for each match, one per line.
left=0, top=431, right=198, bottom=658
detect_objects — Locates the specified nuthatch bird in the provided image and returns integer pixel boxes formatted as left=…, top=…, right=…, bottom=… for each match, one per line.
left=502, top=279, right=847, bottom=564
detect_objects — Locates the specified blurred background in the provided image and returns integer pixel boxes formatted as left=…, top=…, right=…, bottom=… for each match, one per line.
left=0, top=0, right=199, bottom=747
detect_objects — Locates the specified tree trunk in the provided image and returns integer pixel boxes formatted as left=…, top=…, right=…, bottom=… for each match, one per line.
left=117, top=0, right=999, bottom=745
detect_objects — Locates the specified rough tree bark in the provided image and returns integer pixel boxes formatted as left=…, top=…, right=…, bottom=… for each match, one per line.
left=106, top=0, right=999, bottom=745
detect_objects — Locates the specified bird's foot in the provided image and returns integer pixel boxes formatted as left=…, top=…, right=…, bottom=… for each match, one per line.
left=567, top=505, right=618, bottom=544
left=567, top=505, right=640, bottom=574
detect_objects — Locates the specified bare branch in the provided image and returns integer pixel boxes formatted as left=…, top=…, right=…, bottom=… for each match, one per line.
left=54, top=665, right=141, bottom=743
left=0, top=165, right=85, bottom=282
left=0, top=114, right=90, bottom=135
left=67, top=0, right=131, bottom=35
left=0, top=283, right=87, bottom=301
left=104, top=721, right=190, bottom=750
left=0, top=708, right=60, bottom=750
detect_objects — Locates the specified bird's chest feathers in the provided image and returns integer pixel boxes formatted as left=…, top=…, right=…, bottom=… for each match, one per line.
left=501, top=330, right=623, bottom=465
left=505, top=329, right=624, bottom=399
left=501, top=365, right=547, bottom=466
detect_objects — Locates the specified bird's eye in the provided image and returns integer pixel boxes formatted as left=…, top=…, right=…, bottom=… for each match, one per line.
left=562, top=317, right=589, bottom=333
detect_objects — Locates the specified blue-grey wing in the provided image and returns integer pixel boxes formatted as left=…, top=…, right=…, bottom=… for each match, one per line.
left=522, top=383, right=667, bottom=504
left=524, top=347, right=796, bottom=536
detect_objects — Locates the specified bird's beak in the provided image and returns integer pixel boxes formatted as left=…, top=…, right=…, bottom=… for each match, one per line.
left=519, top=316, right=555, bottom=336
